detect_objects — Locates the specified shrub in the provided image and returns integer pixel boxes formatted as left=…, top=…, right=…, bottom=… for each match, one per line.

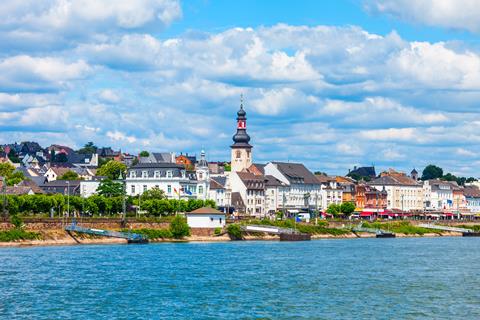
left=10, top=215, right=24, bottom=229
left=169, top=215, right=190, bottom=239
left=227, top=224, right=243, bottom=240
left=214, top=227, right=222, bottom=235
left=0, top=229, right=41, bottom=242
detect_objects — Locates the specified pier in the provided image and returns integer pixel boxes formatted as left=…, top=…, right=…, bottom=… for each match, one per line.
left=418, top=224, right=480, bottom=237
left=241, top=225, right=311, bottom=241
left=352, top=223, right=396, bottom=238
left=65, top=221, right=148, bottom=244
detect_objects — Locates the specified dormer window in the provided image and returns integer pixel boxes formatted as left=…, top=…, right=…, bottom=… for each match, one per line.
left=167, top=171, right=172, bottom=178
left=154, top=171, right=160, bottom=178
left=198, top=172, right=203, bottom=180
left=142, top=171, right=148, bottom=178
left=130, top=171, right=136, bottom=178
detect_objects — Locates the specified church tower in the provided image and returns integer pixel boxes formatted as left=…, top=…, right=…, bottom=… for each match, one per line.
left=231, top=97, right=252, bottom=172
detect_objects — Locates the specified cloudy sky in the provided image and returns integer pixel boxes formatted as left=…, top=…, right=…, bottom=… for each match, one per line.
left=2, top=0, right=480, bottom=176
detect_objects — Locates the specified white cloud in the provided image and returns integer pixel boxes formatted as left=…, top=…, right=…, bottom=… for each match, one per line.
left=365, top=0, right=480, bottom=33
left=98, top=89, right=120, bottom=104
left=0, top=55, right=91, bottom=92
left=456, top=148, right=476, bottom=157
left=106, top=130, right=137, bottom=143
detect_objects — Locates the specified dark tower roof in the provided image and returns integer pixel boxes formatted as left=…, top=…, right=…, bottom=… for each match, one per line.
left=231, top=102, right=252, bottom=149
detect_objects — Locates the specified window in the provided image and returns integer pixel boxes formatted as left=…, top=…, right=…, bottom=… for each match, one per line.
left=154, top=171, right=160, bottom=178
left=142, top=171, right=148, bottom=178
left=131, top=185, right=135, bottom=194
left=236, top=150, right=241, bottom=159
left=130, top=171, right=136, bottom=178
left=199, top=186, right=203, bottom=194
left=143, top=185, right=147, bottom=192
left=155, top=185, right=159, bottom=189
left=167, top=185, right=172, bottom=194
left=167, top=171, right=172, bottom=178
left=198, top=172, right=203, bottom=180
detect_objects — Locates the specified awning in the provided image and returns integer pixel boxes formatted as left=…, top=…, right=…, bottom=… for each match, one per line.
left=360, top=212, right=375, bottom=217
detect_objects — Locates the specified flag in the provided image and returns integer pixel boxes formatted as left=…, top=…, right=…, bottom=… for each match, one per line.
left=174, top=188, right=179, bottom=195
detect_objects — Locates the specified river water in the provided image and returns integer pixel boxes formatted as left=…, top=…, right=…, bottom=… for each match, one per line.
left=1, top=237, right=479, bottom=319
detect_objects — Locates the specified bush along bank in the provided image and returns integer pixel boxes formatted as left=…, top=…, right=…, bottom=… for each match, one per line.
left=225, top=219, right=351, bottom=240
left=123, top=215, right=191, bottom=241
left=0, top=215, right=42, bottom=242
left=362, top=221, right=443, bottom=235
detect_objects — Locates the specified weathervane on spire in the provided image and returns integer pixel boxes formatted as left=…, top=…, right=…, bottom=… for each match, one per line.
left=240, top=93, right=244, bottom=108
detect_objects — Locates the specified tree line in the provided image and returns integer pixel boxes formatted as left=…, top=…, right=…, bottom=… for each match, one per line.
left=2, top=194, right=216, bottom=217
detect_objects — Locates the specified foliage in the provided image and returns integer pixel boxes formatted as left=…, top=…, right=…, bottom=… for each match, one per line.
left=96, top=179, right=124, bottom=197
left=244, top=219, right=348, bottom=235
left=227, top=223, right=243, bottom=240
left=96, top=160, right=127, bottom=180
left=54, top=153, right=68, bottom=163
left=0, top=229, right=41, bottom=242
left=10, top=215, right=24, bottom=229
left=98, top=157, right=111, bottom=167
left=362, top=221, right=442, bottom=235
left=421, top=164, right=443, bottom=180
left=326, top=203, right=341, bottom=216
left=214, top=227, right=222, bottom=235
left=456, top=225, right=480, bottom=232
left=139, top=151, right=150, bottom=157
left=340, top=202, right=356, bottom=215
left=7, top=149, right=20, bottom=163
left=58, top=170, right=82, bottom=180
left=347, top=172, right=371, bottom=182
left=141, top=187, right=166, bottom=200
left=0, top=162, right=25, bottom=186
left=169, top=215, right=190, bottom=239
left=124, top=228, right=173, bottom=239
left=223, top=162, right=231, bottom=172
left=78, top=142, right=97, bottom=154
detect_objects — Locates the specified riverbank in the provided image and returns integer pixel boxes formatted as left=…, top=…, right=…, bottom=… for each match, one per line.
left=0, top=229, right=466, bottom=247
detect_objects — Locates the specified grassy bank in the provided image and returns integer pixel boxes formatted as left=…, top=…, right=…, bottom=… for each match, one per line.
left=0, top=229, right=42, bottom=242
left=241, top=219, right=351, bottom=236
left=362, top=221, right=443, bottom=235
left=455, top=225, right=480, bottom=232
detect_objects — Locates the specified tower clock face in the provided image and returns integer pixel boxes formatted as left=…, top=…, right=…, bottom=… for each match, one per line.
left=238, top=120, right=246, bottom=129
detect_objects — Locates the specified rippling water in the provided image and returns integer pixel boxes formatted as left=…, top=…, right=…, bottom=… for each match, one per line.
left=1, top=237, right=479, bottom=319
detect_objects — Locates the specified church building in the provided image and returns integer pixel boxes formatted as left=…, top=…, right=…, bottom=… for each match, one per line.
left=231, top=100, right=252, bottom=172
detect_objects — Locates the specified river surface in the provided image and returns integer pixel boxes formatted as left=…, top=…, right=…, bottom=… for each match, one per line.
left=1, top=237, right=479, bottom=319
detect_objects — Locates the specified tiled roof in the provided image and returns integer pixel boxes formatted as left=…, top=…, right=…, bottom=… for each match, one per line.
left=273, top=162, right=320, bottom=185
left=369, top=175, right=420, bottom=186
left=188, top=207, right=224, bottom=215
left=464, top=186, right=480, bottom=198
left=265, top=175, right=284, bottom=187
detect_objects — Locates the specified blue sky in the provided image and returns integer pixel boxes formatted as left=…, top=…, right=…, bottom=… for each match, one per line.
left=2, top=0, right=480, bottom=176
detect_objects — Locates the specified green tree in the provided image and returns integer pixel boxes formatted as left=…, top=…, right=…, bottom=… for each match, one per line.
left=340, top=202, right=355, bottom=216
left=78, top=142, right=97, bottom=154
left=96, top=179, right=125, bottom=197
left=54, top=153, right=68, bottom=163
left=141, top=187, right=166, bottom=200
left=96, top=160, right=127, bottom=180
left=139, top=150, right=150, bottom=157
left=223, top=162, right=231, bottom=172
left=7, top=149, right=20, bottom=163
left=326, top=203, right=341, bottom=216
left=58, top=170, right=81, bottom=180
left=169, top=215, right=190, bottom=238
left=0, top=163, right=25, bottom=186
left=421, top=164, right=443, bottom=180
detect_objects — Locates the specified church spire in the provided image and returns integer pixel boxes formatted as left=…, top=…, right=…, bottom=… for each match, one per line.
left=231, top=94, right=251, bottom=148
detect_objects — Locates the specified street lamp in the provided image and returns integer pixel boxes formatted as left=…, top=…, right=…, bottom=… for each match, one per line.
left=66, top=180, right=70, bottom=218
